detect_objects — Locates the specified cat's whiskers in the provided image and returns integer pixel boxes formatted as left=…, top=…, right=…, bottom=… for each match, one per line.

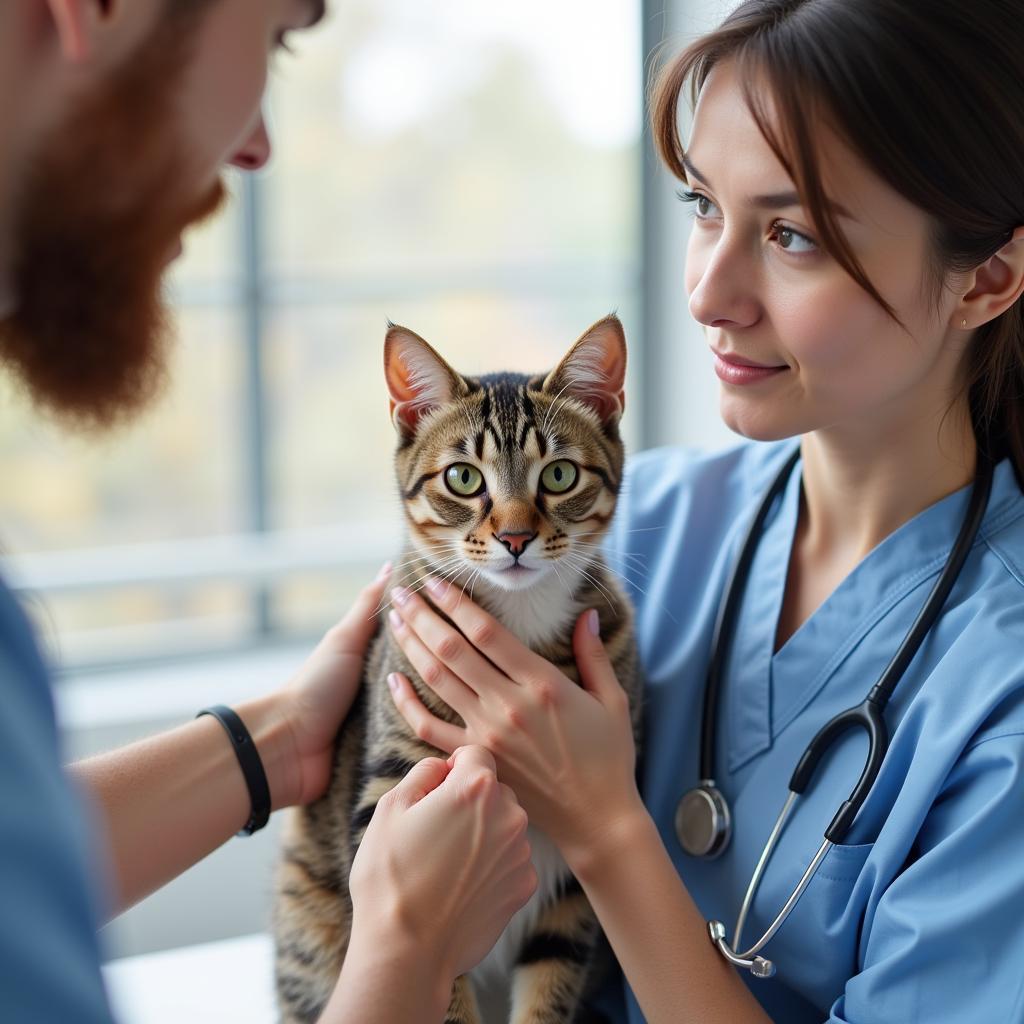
left=459, top=566, right=483, bottom=608
left=374, top=551, right=467, bottom=615
left=372, top=545, right=459, bottom=589
left=549, top=559, right=576, bottom=604
left=384, top=545, right=460, bottom=577
left=558, top=553, right=617, bottom=614
left=556, top=535, right=649, bottom=569
left=470, top=564, right=490, bottom=605
left=570, top=541, right=648, bottom=572
left=410, top=546, right=492, bottom=601
left=585, top=554, right=681, bottom=626
left=573, top=526, right=667, bottom=538
left=433, top=561, right=476, bottom=610
left=568, top=543, right=649, bottom=583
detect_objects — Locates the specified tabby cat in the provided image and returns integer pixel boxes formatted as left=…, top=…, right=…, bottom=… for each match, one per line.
left=272, top=314, right=641, bottom=1024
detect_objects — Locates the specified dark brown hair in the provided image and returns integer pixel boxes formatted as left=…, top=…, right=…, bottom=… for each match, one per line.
left=652, top=0, right=1024, bottom=486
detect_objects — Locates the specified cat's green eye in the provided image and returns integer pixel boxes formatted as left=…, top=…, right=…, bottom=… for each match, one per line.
left=445, top=463, right=485, bottom=497
left=540, top=460, right=579, bottom=495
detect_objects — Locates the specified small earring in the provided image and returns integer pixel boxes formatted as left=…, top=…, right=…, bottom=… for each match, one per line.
left=962, top=319, right=968, bottom=328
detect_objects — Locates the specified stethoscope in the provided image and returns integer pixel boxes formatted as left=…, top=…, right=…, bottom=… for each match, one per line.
left=675, top=445, right=995, bottom=979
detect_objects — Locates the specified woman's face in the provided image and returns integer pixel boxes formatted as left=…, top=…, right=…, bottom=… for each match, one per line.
left=683, top=60, right=969, bottom=446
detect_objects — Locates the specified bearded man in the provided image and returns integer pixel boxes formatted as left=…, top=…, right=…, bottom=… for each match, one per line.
left=0, top=4, right=535, bottom=1021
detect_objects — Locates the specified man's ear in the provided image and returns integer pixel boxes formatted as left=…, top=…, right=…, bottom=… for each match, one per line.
left=46, top=0, right=126, bottom=63
left=542, top=314, right=627, bottom=424
left=46, top=0, right=96, bottom=62
left=384, top=324, right=467, bottom=437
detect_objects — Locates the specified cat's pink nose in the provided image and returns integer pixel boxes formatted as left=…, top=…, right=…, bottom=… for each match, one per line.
left=496, top=531, right=537, bottom=557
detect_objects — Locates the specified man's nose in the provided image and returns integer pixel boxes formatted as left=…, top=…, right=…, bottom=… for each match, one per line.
left=229, top=114, right=272, bottom=171
left=496, top=531, right=537, bottom=557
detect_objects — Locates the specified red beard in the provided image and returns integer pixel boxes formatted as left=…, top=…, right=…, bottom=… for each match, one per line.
left=0, top=6, right=227, bottom=432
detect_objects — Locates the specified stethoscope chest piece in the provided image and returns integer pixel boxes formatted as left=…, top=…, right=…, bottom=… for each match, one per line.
left=676, top=781, right=731, bottom=859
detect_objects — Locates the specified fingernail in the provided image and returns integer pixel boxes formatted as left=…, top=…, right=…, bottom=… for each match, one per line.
left=425, top=576, right=449, bottom=598
left=376, top=560, right=393, bottom=581
left=388, top=609, right=403, bottom=631
left=390, top=586, right=410, bottom=606
left=587, top=609, right=600, bottom=637
left=387, top=673, right=400, bottom=692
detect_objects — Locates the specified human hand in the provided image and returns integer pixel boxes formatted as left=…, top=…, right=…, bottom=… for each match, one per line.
left=385, top=578, right=643, bottom=867
left=263, top=563, right=392, bottom=808
left=348, top=745, right=537, bottom=982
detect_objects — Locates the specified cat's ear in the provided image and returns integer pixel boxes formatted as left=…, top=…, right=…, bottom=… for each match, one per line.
left=384, top=324, right=467, bottom=435
left=542, top=314, right=627, bottom=424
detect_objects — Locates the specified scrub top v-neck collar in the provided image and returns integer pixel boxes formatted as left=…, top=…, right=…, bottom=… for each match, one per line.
left=723, top=447, right=1023, bottom=774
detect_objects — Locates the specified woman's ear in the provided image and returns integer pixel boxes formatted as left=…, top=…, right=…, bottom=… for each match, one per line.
left=384, top=324, right=467, bottom=437
left=542, top=314, right=628, bottom=424
left=956, top=225, right=1024, bottom=329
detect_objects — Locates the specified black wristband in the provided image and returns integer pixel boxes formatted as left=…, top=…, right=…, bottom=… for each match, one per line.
left=196, top=704, right=272, bottom=836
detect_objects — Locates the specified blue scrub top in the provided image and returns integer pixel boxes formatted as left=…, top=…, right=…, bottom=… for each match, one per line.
left=591, top=440, right=1024, bottom=1023
left=0, top=575, right=117, bottom=1023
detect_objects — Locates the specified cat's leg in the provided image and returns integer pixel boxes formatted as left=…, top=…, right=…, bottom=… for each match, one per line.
left=273, top=813, right=352, bottom=1023
left=508, top=884, right=600, bottom=1024
left=444, top=973, right=483, bottom=1024
left=273, top=704, right=365, bottom=1024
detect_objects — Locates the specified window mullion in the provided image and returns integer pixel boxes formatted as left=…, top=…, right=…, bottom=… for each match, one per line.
left=240, top=173, right=273, bottom=637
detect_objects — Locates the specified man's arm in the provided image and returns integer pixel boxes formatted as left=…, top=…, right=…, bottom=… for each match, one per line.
left=69, top=569, right=393, bottom=920
left=68, top=691, right=295, bottom=919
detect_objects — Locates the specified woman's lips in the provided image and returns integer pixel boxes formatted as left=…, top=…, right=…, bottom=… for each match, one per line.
left=712, top=350, right=788, bottom=385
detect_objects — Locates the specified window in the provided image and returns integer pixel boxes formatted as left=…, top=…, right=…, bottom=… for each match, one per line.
left=1, top=0, right=643, bottom=674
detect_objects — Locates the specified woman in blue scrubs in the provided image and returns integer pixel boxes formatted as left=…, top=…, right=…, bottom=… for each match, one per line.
left=386, top=0, right=1024, bottom=1020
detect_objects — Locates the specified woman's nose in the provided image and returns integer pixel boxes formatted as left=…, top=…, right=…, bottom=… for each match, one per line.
left=228, top=114, right=272, bottom=172
left=687, top=233, right=761, bottom=330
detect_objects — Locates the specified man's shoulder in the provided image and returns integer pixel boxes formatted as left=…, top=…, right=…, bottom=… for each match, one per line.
left=0, top=570, right=53, bottom=711
left=0, top=572, right=117, bottom=1022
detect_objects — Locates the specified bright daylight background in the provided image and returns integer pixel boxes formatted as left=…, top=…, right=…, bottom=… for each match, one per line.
left=0, top=0, right=737, bottom=970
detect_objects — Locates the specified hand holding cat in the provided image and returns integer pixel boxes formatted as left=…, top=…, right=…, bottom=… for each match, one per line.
left=268, top=562, right=392, bottom=809
left=386, top=577, right=645, bottom=873
left=348, top=744, right=537, bottom=984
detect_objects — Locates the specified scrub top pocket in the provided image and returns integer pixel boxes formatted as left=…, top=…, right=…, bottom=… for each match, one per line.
left=770, top=843, right=872, bottom=1011
left=754, top=839, right=876, bottom=1011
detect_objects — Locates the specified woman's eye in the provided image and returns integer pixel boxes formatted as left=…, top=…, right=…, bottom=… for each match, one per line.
left=678, top=189, right=819, bottom=257
left=540, top=460, right=579, bottom=494
left=677, top=189, right=718, bottom=220
left=772, top=224, right=818, bottom=255
left=444, top=463, right=485, bottom=497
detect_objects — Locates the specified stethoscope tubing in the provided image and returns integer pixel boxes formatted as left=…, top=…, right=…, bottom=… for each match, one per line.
left=685, top=444, right=996, bottom=977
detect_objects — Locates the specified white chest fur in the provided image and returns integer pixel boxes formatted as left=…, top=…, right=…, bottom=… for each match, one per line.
left=470, top=827, right=570, bottom=990
left=459, top=569, right=585, bottom=1016
left=478, top=571, right=580, bottom=650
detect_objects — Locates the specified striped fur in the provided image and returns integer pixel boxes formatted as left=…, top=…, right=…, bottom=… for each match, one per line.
left=272, top=316, right=641, bottom=1023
